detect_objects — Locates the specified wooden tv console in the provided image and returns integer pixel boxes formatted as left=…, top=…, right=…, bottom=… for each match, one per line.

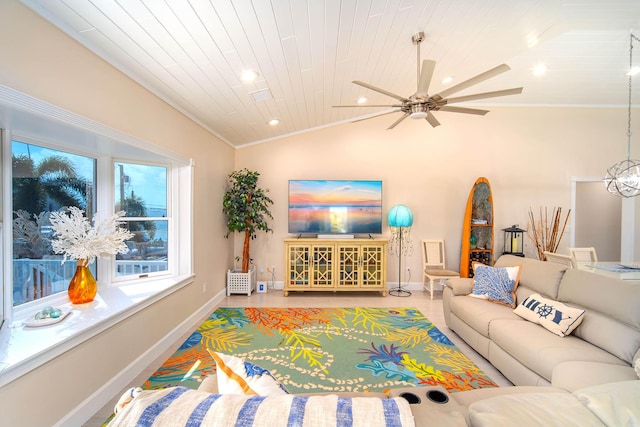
left=284, top=238, right=388, bottom=296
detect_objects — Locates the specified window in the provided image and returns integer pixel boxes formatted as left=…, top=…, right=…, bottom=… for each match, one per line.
left=0, top=85, right=193, bottom=385
left=114, top=162, right=169, bottom=278
left=11, top=140, right=96, bottom=306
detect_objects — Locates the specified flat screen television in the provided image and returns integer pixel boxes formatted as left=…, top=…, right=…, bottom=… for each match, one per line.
left=288, top=180, right=383, bottom=235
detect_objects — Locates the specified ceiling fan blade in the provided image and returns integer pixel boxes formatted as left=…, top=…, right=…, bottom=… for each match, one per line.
left=416, top=60, right=436, bottom=98
left=432, top=64, right=511, bottom=101
left=387, top=112, right=410, bottom=129
left=353, top=80, right=410, bottom=102
left=443, top=87, right=523, bottom=104
left=351, top=109, right=402, bottom=123
left=437, top=105, right=489, bottom=115
left=425, top=113, right=441, bottom=127
left=333, top=104, right=400, bottom=108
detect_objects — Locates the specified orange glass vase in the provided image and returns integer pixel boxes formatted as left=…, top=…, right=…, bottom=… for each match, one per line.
left=68, top=259, right=97, bottom=304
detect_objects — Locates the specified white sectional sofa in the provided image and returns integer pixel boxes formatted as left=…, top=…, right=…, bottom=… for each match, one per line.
left=442, top=254, right=640, bottom=390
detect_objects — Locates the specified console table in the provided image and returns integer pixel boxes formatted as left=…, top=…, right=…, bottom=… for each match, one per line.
left=284, top=238, right=388, bottom=296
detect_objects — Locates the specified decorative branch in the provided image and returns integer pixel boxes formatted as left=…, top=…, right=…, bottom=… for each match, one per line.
left=527, top=207, right=571, bottom=260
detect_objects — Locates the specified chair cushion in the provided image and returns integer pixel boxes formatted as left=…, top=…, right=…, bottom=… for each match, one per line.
left=424, top=268, right=459, bottom=277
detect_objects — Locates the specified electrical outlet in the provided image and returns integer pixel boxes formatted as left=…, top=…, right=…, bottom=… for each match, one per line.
left=202, top=282, right=207, bottom=293
left=259, top=266, right=265, bottom=273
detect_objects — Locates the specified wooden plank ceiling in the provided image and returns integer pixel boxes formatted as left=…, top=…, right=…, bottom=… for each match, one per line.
left=21, top=0, right=640, bottom=147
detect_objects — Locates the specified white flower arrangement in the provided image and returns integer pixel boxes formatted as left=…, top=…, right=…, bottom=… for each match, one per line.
left=49, top=207, right=134, bottom=264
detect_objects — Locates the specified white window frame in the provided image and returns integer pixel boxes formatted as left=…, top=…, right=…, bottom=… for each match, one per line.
left=0, top=83, right=194, bottom=387
left=112, top=159, right=173, bottom=282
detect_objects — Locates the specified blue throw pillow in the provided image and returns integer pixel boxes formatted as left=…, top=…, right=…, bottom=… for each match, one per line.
left=469, top=264, right=521, bottom=308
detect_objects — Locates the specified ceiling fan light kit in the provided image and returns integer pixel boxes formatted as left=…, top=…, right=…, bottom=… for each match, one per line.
left=333, top=32, right=523, bottom=130
left=604, top=32, right=640, bottom=198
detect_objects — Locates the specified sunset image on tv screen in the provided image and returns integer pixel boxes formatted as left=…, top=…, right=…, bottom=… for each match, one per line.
left=288, top=180, right=382, bottom=234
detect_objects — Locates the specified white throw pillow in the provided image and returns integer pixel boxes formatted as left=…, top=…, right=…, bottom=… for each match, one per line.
left=209, top=351, right=289, bottom=395
left=513, top=293, right=585, bottom=337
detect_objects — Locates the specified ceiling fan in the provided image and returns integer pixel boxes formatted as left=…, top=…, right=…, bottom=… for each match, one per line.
left=333, top=32, right=523, bottom=129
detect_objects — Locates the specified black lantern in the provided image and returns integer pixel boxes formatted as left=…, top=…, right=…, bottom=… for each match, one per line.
left=503, top=225, right=525, bottom=257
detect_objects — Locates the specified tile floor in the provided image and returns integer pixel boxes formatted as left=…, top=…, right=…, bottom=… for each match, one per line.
left=83, top=288, right=512, bottom=426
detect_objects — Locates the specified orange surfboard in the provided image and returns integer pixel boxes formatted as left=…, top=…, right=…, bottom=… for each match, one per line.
left=460, top=177, right=494, bottom=278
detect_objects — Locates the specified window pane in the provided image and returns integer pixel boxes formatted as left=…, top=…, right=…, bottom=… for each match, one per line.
left=115, top=162, right=167, bottom=216
left=115, top=220, right=168, bottom=277
left=12, top=141, right=96, bottom=306
left=114, top=162, right=169, bottom=278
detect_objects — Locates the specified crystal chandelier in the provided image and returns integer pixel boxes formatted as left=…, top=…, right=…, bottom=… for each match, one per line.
left=604, top=32, right=640, bottom=198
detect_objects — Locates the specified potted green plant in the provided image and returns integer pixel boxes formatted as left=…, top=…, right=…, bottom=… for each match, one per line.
left=223, top=169, right=273, bottom=294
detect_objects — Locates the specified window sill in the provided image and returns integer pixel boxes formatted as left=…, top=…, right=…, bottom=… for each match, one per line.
left=0, top=274, right=194, bottom=388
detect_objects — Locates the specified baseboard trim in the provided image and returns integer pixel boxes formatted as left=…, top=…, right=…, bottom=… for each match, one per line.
left=55, top=289, right=225, bottom=427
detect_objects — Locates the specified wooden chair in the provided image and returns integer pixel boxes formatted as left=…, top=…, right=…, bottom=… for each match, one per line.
left=543, top=251, right=576, bottom=268
left=422, top=239, right=460, bottom=300
left=568, top=247, right=598, bottom=265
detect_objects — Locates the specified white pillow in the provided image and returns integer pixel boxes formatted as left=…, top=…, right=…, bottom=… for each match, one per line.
left=513, top=293, right=585, bottom=337
left=209, top=351, right=289, bottom=396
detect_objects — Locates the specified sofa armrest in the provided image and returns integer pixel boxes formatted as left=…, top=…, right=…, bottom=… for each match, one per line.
left=446, top=277, right=474, bottom=296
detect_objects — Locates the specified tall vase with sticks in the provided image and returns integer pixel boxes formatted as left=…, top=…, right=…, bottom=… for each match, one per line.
left=527, top=207, right=571, bottom=260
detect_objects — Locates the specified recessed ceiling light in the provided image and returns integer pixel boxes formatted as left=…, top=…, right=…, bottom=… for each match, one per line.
left=442, top=76, right=453, bottom=85
left=240, top=69, right=258, bottom=82
left=357, top=97, right=367, bottom=104
left=627, top=66, right=640, bottom=76
left=533, top=64, right=547, bottom=76
left=268, top=119, right=279, bottom=126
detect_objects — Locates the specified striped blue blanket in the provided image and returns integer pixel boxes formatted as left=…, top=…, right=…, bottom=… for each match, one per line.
left=107, top=386, right=415, bottom=427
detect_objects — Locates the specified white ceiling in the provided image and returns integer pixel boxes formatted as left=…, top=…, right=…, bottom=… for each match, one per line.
left=22, top=0, right=640, bottom=147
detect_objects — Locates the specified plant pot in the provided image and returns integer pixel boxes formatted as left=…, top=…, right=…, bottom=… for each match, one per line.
left=227, top=267, right=256, bottom=296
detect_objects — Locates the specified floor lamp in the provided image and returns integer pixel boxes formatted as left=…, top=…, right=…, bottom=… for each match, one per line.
left=388, top=204, right=414, bottom=297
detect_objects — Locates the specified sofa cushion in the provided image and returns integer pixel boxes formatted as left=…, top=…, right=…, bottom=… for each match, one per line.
left=552, top=361, right=639, bottom=391
left=469, top=264, right=521, bottom=307
left=449, top=294, right=522, bottom=338
left=573, top=380, right=640, bottom=427
left=468, top=392, right=604, bottom=427
left=495, top=255, right=567, bottom=300
left=513, top=293, right=585, bottom=337
left=557, top=268, right=640, bottom=364
left=489, top=319, right=627, bottom=382
left=107, top=386, right=416, bottom=427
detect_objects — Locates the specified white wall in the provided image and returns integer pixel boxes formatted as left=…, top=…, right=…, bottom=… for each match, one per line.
left=236, top=106, right=640, bottom=283
left=0, top=2, right=234, bottom=426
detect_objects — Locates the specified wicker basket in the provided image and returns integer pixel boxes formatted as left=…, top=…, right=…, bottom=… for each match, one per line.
left=226, top=267, right=256, bottom=296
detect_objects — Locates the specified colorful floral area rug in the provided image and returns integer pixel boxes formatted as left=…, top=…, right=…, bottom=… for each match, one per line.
left=144, top=307, right=498, bottom=394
